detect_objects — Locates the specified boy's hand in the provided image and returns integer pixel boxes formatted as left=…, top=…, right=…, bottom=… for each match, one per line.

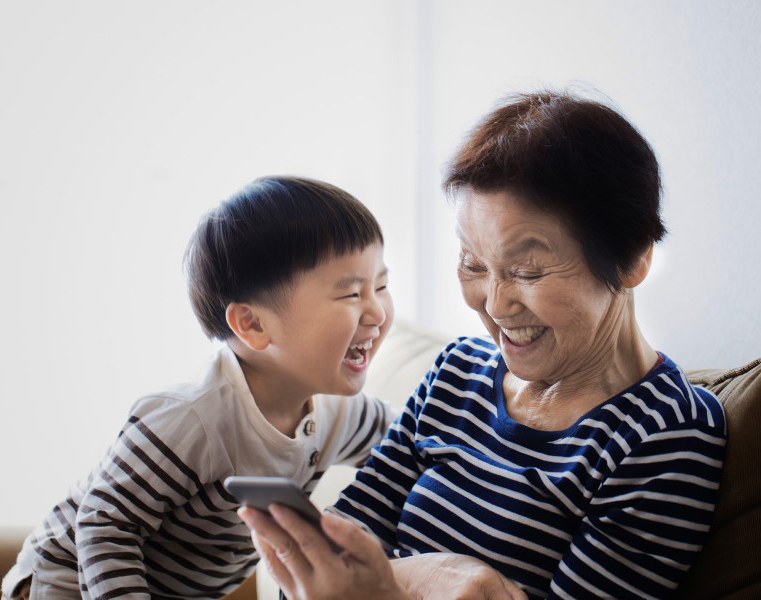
left=239, top=505, right=412, bottom=600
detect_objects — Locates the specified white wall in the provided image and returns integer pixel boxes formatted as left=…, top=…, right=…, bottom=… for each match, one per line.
left=1, top=0, right=759, bottom=527
left=416, top=0, right=761, bottom=369
left=0, top=0, right=420, bottom=526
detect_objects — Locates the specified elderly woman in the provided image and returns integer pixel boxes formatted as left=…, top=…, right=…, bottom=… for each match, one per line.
left=239, top=92, right=727, bottom=600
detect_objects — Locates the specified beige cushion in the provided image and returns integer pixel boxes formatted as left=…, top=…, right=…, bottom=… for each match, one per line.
left=673, top=358, right=761, bottom=599
left=361, top=319, right=453, bottom=406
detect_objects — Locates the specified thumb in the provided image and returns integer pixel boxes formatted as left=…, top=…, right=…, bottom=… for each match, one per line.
left=497, top=574, right=529, bottom=600
left=320, top=512, right=384, bottom=563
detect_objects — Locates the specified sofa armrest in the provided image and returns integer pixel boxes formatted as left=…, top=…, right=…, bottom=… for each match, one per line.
left=674, top=358, right=761, bottom=599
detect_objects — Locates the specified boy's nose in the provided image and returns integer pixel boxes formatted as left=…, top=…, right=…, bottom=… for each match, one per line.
left=362, top=295, right=386, bottom=327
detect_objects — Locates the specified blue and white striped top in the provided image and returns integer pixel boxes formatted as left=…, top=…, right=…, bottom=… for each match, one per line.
left=333, top=337, right=727, bottom=599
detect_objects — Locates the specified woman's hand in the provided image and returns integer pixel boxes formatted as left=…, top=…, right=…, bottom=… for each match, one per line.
left=392, top=553, right=528, bottom=600
left=238, top=505, right=412, bottom=600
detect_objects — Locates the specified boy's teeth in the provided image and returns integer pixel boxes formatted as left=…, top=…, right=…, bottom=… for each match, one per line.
left=501, top=326, right=546, bottom=344
left=349, top=340, right=373, bottom=351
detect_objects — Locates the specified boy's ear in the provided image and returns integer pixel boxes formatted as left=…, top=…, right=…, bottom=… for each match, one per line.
left=225, top=303, right=271, bottom=351
left=621, top=244, right=654, bottom=289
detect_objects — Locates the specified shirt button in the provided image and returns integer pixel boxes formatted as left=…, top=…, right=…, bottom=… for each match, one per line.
left=303, top=420, right=316, bottom=436
left=309, top=450, right=321, bottom=466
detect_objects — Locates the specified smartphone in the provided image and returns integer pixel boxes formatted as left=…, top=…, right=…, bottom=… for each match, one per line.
left=224, top=476, right=341, bottom=552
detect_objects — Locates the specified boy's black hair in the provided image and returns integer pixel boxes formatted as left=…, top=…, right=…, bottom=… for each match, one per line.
left=184, top=176, right=383, bottom=340
left=443, top=91, right=666, bottom=291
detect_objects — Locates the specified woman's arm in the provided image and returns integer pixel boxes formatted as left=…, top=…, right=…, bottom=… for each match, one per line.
left=329, top=345, right=451, bottom=549
left=240, top=505, right=411, bottom=600
left=546, top=417, right=726, bottom=599
left=240, top=506, right=527, bottom=600
left=391, top=553, right=528, bottom=600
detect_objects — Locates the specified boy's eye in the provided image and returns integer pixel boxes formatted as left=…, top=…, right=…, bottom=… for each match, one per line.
left=376, top=285, right=387, bottom=292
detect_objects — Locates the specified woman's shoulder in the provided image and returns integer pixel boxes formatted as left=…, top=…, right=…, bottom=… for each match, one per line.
left=420, top=335, right=503, bottom=391
left=627, top=353, right=727, bottom=436
left=438, top=335, right=499, bottom=362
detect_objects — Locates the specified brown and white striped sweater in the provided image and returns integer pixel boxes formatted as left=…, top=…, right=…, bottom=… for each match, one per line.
left=3, top=346, right=395, bottom=599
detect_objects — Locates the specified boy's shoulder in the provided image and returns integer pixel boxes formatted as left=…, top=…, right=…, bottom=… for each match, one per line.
left=129, top=345, right=248, bottom=423
left=313, top=392, right=398, bottom=430
left=313, top=391, right=382, bottom=417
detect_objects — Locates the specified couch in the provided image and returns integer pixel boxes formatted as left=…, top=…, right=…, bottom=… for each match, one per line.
left=2, top=321, right=759, bottom=599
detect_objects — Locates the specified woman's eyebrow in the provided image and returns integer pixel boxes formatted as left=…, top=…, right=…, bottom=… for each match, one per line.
left=504, top=237, right=554, bottom=258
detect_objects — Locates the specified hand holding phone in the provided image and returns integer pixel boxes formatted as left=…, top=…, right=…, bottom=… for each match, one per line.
left=224, top=476, right=341, bottom=552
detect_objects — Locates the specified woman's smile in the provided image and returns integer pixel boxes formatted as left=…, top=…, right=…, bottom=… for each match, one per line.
left=499, top=325, right=548, bottom=347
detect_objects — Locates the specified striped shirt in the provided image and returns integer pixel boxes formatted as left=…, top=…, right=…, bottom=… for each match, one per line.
left=333, top=337, right=727, bottom=600
left=3, top=345, right=395, bottom=599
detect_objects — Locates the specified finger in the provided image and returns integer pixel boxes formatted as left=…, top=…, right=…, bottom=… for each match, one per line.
left=252, top=531, right=297, bottom=598
left=237, top=506, right=260, bottom=529
left=496, top=574, right=528, bottom=600
left=238, top=506, right=314, bottom=580
left=320, top=511, right=387, bottom=566
left=269, top=504, right=341, bottom=568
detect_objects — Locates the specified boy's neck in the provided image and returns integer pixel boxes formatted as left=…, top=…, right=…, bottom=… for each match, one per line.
left=229, top=343, right=313, bottom=439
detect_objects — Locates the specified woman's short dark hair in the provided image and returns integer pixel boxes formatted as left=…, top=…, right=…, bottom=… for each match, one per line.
left=184, top=175, right=383, bottom=340
left=443, top=91, right=666, bottom=291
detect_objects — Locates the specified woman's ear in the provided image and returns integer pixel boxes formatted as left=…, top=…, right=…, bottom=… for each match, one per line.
left=225, top=303, right=271, bottom=351
left=621, top=244, right=654, bottom=289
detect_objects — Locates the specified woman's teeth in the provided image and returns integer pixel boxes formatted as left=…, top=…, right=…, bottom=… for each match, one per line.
left=501, top=326, right=546, bottom=346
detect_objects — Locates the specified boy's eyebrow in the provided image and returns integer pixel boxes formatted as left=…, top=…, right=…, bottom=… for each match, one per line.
left=334, top=268, right=389, bottom=290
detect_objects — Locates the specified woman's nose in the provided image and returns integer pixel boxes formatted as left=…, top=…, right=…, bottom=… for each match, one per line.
left=485, top=278, right=521, bottom=319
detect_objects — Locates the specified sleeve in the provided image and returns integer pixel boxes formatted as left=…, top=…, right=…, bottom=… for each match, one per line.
left=332, top=395, right=401, bottom=468
left=74, top=396, right=211, bottom=600
left=331, top=343, right=455, bottom=551
left=547, top=415, right=727, bottom=599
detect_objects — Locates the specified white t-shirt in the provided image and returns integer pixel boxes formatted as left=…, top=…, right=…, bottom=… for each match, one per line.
left=3, top=346, right=396, bottom=599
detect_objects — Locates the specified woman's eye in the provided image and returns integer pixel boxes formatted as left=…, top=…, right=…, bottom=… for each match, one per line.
left=459, top=260, right=485, bottom=273
left=376, top=285, right=387, bottom=292
left=514, top=272, right=542, bottom=281
left=458, top=251, right=483, bottom=273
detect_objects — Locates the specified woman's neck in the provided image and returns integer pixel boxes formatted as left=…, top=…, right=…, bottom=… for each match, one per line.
left=504, top=297, right=658, bottom=431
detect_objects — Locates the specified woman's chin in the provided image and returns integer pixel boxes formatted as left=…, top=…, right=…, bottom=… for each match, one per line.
left=497, top=328, right=552, bottom=378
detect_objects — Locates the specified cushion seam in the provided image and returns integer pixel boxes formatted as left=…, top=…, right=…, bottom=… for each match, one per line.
left=689, top=357, right=761, bottom=386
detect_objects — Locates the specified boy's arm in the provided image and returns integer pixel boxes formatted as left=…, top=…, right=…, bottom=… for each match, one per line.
left=75, top=397, right=211, bottom=600
left=333, top=395, right=400, bottom=468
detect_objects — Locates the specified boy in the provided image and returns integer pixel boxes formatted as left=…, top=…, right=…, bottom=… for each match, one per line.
left=2, top=176, right=395, bottom=599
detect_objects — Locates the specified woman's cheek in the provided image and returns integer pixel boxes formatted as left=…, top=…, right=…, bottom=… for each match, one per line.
left=459, top=278, right=485, bottom=312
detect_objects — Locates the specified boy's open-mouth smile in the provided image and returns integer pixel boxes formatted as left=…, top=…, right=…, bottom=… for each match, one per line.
left=343, top=338, right=374, bottom=369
